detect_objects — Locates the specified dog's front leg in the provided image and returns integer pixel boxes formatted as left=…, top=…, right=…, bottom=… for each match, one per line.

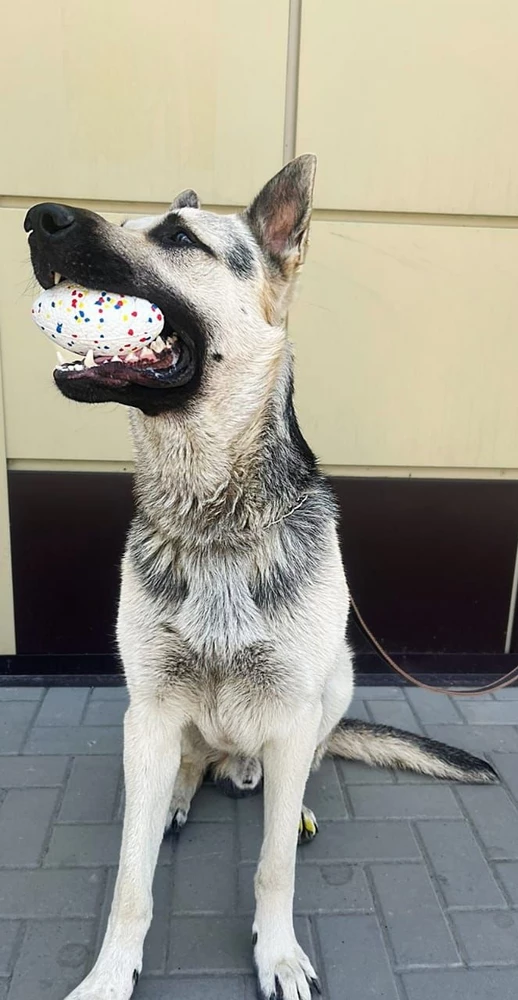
left=65, top=701, right=181, bottom=1000
left=253, top=710, right=322, bottom=1000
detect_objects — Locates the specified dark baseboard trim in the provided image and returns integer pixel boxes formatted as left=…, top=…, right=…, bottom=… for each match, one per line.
left=0, top=653, right=515, bottom=689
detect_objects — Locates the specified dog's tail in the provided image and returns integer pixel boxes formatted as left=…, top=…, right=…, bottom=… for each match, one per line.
left=326, top=718, right=498, bottom=783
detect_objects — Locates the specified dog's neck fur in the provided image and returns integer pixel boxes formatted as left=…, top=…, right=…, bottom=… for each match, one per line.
left=129, top=340, right=316, bottom=543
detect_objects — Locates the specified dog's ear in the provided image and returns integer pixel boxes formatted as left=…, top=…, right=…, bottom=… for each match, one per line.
left=170, top=189, right=200, bottom=210
left=244, top=154, right=316, bottom=274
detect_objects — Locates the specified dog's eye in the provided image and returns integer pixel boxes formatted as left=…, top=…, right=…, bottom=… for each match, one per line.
left=170, top=230, right=195, bottom=247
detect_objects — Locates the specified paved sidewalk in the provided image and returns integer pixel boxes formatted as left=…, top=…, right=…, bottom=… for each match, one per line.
left=0, top=684, right=517, bottom=999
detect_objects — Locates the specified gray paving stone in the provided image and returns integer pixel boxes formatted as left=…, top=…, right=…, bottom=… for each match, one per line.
left=137, top=978, right=247, bottom=1000
left=7, top=919, right=95, bottom=1000
left=346, top=697, right=371, bottom=722
left=172, top=823, right=236, bottom=914
left=370, top=863, right=460, bottom=968
left=0, top=982, right=7, bottom=1000
left=303, top=758, right=348, bottom=820
left=0, top=788, right=58, bottom=866
left=238, top=861, right=373, bottom=914
left=82, top=700, right=126, bottom=726
left=425, top=724, right=518, bottom=754
left=263, top=820, right=420, bottom=864
left=317, top=914, right=398, bottom=1000
left=0, top=687, right=44, bottom=701
left=337, top=759, right=395, bottom=784
left=354, top=686, right=405, bottom=700
left=168, top=916, right=313, bottom=976
left=494, top=687, right=518, bottom=700
left=0, top=755, right=68, bottom=787
left=188, top=783, right=236, bottom=822
left=416, top=819, right=507, bottom=908
left=456, top=700, right=518, bottom=725
left=366, top=699, right=424, bottom=734
left=168, top=916, right=252, bottom=973
left=494, top=862, right=518, bottom=904
left=35, top=688, right=90, bottom=727
left=491, top=753, right=518, bottom=802
left=0, top=920, right=21, bottom=975
left=450, top=909, right=518, bottom=965
left=456, top=786, right=518, bottom=860
left=405, top=689, right=463, bottom=725
left=402, top=968, right=518, bottom=1000
left=0, top=702, right=38, bottom=753
left=90, top=686, right=128, bottom=700
left=44, top=823, right=123, bottom=868
left=58, top=755, right=121, bottom=823
left=24, top=726, right=123, bottom=755
left=0, top=869, right=103, bottom=917
left=349, top=784, right=462, bottom=819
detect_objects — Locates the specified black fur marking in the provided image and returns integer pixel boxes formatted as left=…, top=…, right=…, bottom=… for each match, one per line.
left=212, top=352, right=224, bottom=362
left=225, top=240, right=255, bottom=278
left=252, top=932, right=258, bottom=946
left=339, top=718, right=499, bottom=782
left=250, top=371, right=336, bottom=617
left=132, top=970, right=139, bottom=987
left=128, top=514, right=188, bottom=608
left=148, top=213, right=216, bottom=259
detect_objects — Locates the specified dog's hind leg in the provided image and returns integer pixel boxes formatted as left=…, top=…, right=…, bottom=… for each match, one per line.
left=64, top=700, right=181, bottom=1000
left=253, top=707, right=322, bottom=1000
left=165, top=755, right=206, bottom=834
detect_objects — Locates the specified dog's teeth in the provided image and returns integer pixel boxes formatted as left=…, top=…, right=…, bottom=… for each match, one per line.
left=153, top=336, right=166, bottom=353
left=56, top=350, right=66, bottom=365
left=54, top=272, right=62, bottom=286
left=140, top=346, right=156, bottom=361
left=111, top=356, right=122, bottom=362
left=126, top=351, right=139, bottom=363
left=84, top=349, right=96, bottom=368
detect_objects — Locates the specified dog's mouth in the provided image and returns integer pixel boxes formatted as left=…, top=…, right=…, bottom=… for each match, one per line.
left=44, top=272, right=196, bottom=392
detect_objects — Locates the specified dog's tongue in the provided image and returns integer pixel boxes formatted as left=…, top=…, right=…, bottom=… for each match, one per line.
left=31, top=281, right=165, bottom=360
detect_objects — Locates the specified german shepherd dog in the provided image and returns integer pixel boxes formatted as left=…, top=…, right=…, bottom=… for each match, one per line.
left=25, top=156, right=496, bottom=1000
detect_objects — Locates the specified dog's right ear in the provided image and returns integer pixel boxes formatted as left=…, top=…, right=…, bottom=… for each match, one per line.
left=244, top=154, right=317, bottom=276
left=170, top=189, right=200, bottom=210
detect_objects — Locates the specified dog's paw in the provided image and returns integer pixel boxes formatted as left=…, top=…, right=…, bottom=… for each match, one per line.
left=253, top=932, right=320, bottom=1000
left=214, top=756, right=263, bottom=798
left=63, top=971, right=139, bottom=1000
left=64, top=961, right=140, bottom=1000
left=298, top=804, right=319, bottom=845
left=164, top=805, right=189, bottom=837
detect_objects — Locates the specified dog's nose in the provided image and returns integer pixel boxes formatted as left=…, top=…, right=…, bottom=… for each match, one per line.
left=24, top=203, right=76, bottom=237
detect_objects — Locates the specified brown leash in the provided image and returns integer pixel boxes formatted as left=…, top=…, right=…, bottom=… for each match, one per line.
left=350, top=595, right=518, bottom=697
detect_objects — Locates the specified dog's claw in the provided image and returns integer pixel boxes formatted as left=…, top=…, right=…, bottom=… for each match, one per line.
left=298, top=805, right=319, bottom=844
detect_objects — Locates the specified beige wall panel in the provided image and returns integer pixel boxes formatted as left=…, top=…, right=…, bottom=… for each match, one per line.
left=0, top=0, right=288, bottom=205
left=297, top=0, right=518, bottom=215
left=0, top=208, right=133, bottom=461
left=291, top=220, right=518, bottom=469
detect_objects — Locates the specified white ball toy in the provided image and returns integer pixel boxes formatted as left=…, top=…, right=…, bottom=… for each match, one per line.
left=31, top=282, right=165, bottom=361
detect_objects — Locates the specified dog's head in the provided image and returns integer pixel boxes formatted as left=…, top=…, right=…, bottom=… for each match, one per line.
left=24, top=155, right=316, bottom=416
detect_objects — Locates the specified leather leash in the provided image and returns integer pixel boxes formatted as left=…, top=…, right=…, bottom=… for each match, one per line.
left=350, top=595, right=518, bottom=697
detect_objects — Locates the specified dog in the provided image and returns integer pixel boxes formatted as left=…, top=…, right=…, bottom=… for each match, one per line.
left=24, top=155, right=496, bottom=1000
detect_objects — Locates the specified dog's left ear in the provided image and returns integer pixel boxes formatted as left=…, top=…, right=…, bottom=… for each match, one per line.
left=170, top=189, right=200, bottom=210
left=244, top=154, right=317, bottom=274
